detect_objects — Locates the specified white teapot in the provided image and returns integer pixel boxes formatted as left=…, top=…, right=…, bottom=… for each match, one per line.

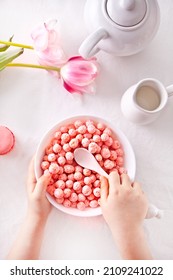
left=79, top=0, right=160, bottom=58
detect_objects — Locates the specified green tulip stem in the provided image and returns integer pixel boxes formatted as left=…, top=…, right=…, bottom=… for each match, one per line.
left=6, top=63, right=61, bottom=72
left=0, top=40, right=34, bottom=50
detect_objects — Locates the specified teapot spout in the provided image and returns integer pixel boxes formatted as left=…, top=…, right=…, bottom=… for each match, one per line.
left=79, top=28, right=108, bottom=58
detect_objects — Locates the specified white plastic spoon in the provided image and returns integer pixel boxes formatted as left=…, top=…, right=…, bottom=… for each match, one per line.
left=74, top=148, right=163, bottom=219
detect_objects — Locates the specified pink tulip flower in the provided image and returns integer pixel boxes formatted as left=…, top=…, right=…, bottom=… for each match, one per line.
left=60, top=56, right=98, bottom=94
left=31, top=19, right=67, bottom=70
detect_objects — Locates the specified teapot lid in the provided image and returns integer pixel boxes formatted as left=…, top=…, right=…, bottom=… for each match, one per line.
left=106, top=0, right=147, bottom=27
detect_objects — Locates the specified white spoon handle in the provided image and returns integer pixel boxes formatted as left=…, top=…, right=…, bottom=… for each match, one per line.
left=146, top=204, right=163, bottom=219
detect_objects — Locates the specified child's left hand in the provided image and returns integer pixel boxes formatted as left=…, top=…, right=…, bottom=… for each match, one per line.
left=27, top=158, right=52, bottom=221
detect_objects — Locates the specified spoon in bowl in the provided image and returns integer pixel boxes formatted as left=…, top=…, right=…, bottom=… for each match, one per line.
left=74, top=148, right=109, bottom=179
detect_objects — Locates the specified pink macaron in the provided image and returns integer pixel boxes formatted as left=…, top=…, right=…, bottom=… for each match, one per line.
left=0, top=126, right=15, bottom=155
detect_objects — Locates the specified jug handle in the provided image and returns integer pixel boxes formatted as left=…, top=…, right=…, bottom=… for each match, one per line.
left=145, top=203, right=163, bottom=219
left=166, top=84, right=173, bottom=97
left=79, top=28, right=108, bottom=58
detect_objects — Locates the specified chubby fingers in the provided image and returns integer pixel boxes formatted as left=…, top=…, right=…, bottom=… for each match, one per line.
left=34, top=173, right=51, bottom=197
left=27, top=157, right=37, bottom=193
left=108, top=171, right=120, bottom=195
left=100, top=176, right=109, bottom=204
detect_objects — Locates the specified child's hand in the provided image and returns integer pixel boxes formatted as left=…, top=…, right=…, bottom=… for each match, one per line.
left=100, top=171, right=148, bottom=236
left=27, top=158, right=52, bottom=221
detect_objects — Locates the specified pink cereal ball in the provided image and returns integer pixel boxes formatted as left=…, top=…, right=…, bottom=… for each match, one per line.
left=88, top=142, right=98, bottom=154
left=65, top=152, right=74, bottom=161
left=58, top=166, right=64, bottom=175
left=59, top=150, right=66, bottom=157
left=73, top=181, right=81, bottom=191
left=57, top=156, right=66, bottom=166
left=104, top=159, right=115, bottom=170
left=56, top=197, right=64, bottom=204
left=44, top=169, right=50, bottom=176
left=86, top=120, right=94, bottom=126
left=101, top=147, right=111, bottom=159
left=93, top=187, right=101, bottom=198
left=66, top=180, right=73, bottom=188
left=64, top=164, right=75, bottom=174
left=93, top=180, right=100, bottom=188
left=54, top=131, right=61, bottom=139
left=68, top=128, right=77, bottom=137
left=105, top=137, right=113, bottom=147
left=71, top=202, right=77, bottom=208
left=53, top=143, right=61, bottom=153
left=81, top=138, right=90, bottom=148
left=77, top=125, right=87, bottom=134
left=74, top=171, right=83, bottom=181
left=112, top=140, right=121, bottom=149
left=63, top=199, right=71, bottom=208
left=93, top=135, right=101, bottom=143
left=87, top=124, right=96, bottom=134
left=94, top=129, right=101, bottom=136
left=83, top=168, right=91, bottom=176
left=110, top=150, right=117, bottom=160
left=82, top=185, right=92, bottom=196
left=116, top=148, right=124, bottom=156
left=69, top=138, right=79, bottom=149
left=75, top=165, right=83, bottom=173
left=49, top=163, right=60, bottom=174
left=55, top=180, right=66, bottom=189
left=60, top=126, right=68, bottom=133
left=96, top=174, right=101, bottom=179
left=54, top=188, right=64, bottom=199
left=89, top=200, right=98, bottom=208
left=64, top=188, right=72, bottom=198
left=87, top=193, right=95, bottom=201
left=84, top=176, right=92, bottom=185
left=69, top=192, right=78, bottom=202
left=89, top=174, right=96, bottom=183
left=63, top=143, right=71, bottom=152
left=74, top=120, right=83, bottom=128
left=77, top=201, right=86, bottom=211
left=84, top=133, right=92, bottom=139
left=116, top=157, right=124, bottom=166
left=58, top=173, right=67, bottom=181
left=61, top=133, right=70, bottom=143
left=78, top=193, right=86, bottom=202
left=97, top=123, right=105, bottom=131
left=68, top=174, right=75, bottom=181
left=95, top=154, right=102, bottom=162
left=41, top=161, right=50, bottom=170
left=118, top=167, right=127, bottom=174
left=53, top=174, right=59, bottom=181
left=46, top=146, right=53, bottom=155
left=85, top=199, right=90, bottom=207
left=76, top=134, right=83, bottom=142
left=101, top=133, right=109, bottom=142
left=103, top=128, right=112, bottom=136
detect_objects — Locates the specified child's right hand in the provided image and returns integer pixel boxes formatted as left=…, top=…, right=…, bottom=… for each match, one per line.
left=100, top=171, right=148, bottom=237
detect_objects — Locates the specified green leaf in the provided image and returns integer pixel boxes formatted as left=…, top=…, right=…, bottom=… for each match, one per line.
left=0, top=48, right=24, bottom=71
left=0, top=35, right=14, bottom=52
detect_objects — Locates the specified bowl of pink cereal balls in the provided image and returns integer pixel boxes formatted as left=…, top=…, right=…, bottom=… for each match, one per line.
left=35, top=115, right=136, bottom=217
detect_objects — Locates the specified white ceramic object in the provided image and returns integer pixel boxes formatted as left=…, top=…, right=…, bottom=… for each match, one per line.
left=74, top=148, right=163, bottom=219
left=121, top=78, right=173, bottom=125
left=74, top=148, right=109, bottom=179
left=79, top=0, right=160, bottom=58
left=34, top=115, right=136, bottom=217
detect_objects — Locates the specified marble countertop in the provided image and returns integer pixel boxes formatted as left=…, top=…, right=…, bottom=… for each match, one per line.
left=0, top=0, right=173, bottom=260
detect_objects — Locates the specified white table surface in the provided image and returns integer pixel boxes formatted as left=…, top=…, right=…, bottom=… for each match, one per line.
left=0, top=0, right=173, bottom=260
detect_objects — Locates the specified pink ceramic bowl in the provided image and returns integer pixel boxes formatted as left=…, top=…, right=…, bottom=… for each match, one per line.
left=34, top=115, right=136, bottom=217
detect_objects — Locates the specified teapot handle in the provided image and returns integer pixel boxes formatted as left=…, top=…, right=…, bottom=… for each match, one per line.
left=79, top=28, right=108, bottom=58
left=145, top=203, right=163, bottom=219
